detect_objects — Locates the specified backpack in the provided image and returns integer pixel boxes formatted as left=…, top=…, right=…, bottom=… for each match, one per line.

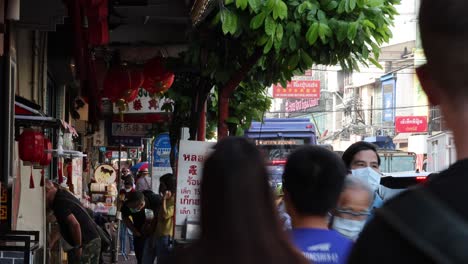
left=376, top=188, right=468, bottom=264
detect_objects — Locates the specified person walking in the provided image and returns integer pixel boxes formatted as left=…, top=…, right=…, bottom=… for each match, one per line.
left=348, top=0, right=468, bottom=262
left=155, top=173, right=176, bottom=264
left=135, top=168, right=152, bottom=191
left=173, top=137, right=308, bottom=264
left=283, top=146, right=353, bottom=264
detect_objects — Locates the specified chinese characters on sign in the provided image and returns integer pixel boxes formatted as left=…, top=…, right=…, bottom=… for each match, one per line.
left=0, top=185, right=7, bottom=222
left=395, top=116, right=428, bottom=133
left=111, top=123, right=152, bottom=137
left=273, top=80, right=321, bottom=99
left=113, top=88, right=173, bottom=114
left=175, top=140, right=214, bottom=226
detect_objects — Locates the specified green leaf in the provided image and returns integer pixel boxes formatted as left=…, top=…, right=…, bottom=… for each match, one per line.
left=362, top=45, right=370, bottom=59
left=256, top=35, right=270, bottom=46
left=347, top=22, right=358, bottom=40
left=337, top=0, right=346, bottom=13
left=318, top=23, right=332, bottom=43
left=275, top=0, right=288, bottom=20
left=264, top=38, right=274, bottom=53
left=248, top=0, right=262, bottom=12
left=345, top=0, right=350, bottom=13
left=236, top=0, right=248, bottom=10
left=289, top=36, right=297, bottom=50
left=287, top=53, right=300, bottom=69
left=368, top=57, right=383, bottom=69
left=371, top=42, right=380, bottom=58
left=301, top=50, right=313, bottom=67
left=274, top=37, right=282, bottom=51
left=265, top=15, right=276, bottom=36
left=225, top=0, right=234, bottom=5
left=306, top=23, right=320, bottom=45
left=298, top=2, right=312, bottom=14
left=337, top=22, right=348, bottom=42
left=368, top=0, right=384, bottom=7
left=250, top=11, right=266, bottom=29
left=221, top=10, right=238, bottom=35
left=356, top=0, right=366, bottom=7
left=276, top=24, right=284, bottom=41
left=226, top=117, right=240, bottom=124
left=349, top=0, right=356, bottom=11
left=211, top=12, right=221, bottom=26
left=266, top=0, right=275, bottom=10
left=361, top=19, right=376, bottom=29
left=317, top=10, right=327, bottom=22
left=324, top=0, right=338, bottom=11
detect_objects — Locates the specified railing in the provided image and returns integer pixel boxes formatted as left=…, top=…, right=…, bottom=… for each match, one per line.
left=0, top=230, right=40, bottom=264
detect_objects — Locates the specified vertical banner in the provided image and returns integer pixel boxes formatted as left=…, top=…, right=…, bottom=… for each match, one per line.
left=381, top=75, right=396, bottom=123
left=152, top=133, right=172, bottom=192
left=175, top=140, right=214, bottom=226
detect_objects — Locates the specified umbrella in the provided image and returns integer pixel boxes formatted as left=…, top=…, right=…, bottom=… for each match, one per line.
left=130, top=162, right=149, bottom=174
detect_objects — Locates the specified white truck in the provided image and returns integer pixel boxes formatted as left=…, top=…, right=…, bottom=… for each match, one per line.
left=426, top=132, right=456, bottom=172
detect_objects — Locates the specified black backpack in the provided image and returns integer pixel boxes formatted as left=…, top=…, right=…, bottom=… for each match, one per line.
left=376, top=188, right=468, bottom=264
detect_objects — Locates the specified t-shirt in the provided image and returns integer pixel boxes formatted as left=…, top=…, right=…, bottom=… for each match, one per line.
left=156, top=197, right=175, bottom=237
left=290, top=228, right=353, bottom=264
left=52, top=189, right=99, bottom=246
left=348, top=159, right=468, bottom=264
left=121, top=190, right=161, bottom=231
left=136, top=176, right=152, bottom=191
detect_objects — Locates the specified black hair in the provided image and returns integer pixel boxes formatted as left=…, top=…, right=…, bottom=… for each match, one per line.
left=159, top=173, right=176, bottom=193
left=185, top=137, right=307, bottom=264
left=126, top=191, right=144, bottom=205
left=283, top=146, right=347, bottom=216
left=342, top=141, right=380, bottom=169
left=419, top=0, right=468, bottom=97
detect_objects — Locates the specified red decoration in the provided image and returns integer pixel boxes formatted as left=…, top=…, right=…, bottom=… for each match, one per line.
left=40, top=138, right=53, bottom=167
left=102, top=66, right=144, bottom=103
left=18, top=129, right=45, bottom=164
left=58, top=158, right=63, bottom=184
left=85, top=0, right=109, bottom=46
left=142, top=57, right=175, bottom=94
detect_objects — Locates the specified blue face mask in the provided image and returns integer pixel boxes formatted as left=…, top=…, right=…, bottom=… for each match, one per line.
left=332, top=217, right=366, bottom=241
left=351, top=167, right=381, bottom=192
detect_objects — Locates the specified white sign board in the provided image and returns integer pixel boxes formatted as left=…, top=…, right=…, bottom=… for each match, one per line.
left=175, top=140, right=214, bottom=226
left=113, top=88, right=173, bottom=114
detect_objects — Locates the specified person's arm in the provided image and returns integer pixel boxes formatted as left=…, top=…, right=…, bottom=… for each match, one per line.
left=161, top=191, right=174, bottom=219
left=66, top=214, right=82, bottom=257
left=123, top=216, right=142, bottom=237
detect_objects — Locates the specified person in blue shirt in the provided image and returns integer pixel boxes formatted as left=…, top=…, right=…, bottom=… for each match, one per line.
left=283, top=146, right=353, bottom=264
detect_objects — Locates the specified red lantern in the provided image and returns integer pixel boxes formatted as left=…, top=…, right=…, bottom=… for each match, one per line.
left=142, top=57, right=175, bottom=94
left=40, top=138, right=53, bottom=167
left=102, top=66, right=143, bottom=103
left=18, top=129, right=45, bottom=164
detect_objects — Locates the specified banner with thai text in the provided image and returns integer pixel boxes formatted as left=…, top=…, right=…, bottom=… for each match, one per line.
left=175, top=140, right=214, bottom=226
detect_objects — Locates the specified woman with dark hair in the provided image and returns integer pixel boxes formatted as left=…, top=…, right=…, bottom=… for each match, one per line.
left=175, top=137, right=307, bottom=264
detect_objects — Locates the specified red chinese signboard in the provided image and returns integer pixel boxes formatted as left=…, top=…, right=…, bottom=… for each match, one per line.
left=273, top=80, right=321, bottom=99
left=395, top=116, right=428, bottom=133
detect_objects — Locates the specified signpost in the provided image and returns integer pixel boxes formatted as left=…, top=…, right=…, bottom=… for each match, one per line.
left=152, top=133, right=172, bottom=192
left=395, top=116, right=428, bottom=133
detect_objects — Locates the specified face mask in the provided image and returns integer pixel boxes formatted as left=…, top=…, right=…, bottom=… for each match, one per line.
left=332, top=217, right=366, bottom=241
left=125, top=188, right=132, bottom=192
left=129, top=207, right=141, bottom=213
left=351, top=167, right=381, bottom=192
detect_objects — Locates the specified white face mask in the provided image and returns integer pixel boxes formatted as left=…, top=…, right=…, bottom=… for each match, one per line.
left=351, top=167, right=381, bottom=192
left=332, top=217, right=366, bottom=241
left=125, top=188, right=132, bottom=192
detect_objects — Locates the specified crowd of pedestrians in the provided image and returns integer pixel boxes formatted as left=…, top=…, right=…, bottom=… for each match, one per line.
left=46, top=0, right=468, bottom=262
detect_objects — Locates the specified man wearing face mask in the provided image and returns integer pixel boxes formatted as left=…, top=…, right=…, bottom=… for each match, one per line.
left=331, top=175, right=373, bottom=241
left=342, top=141, right=389, bottom=211
left=121, top=190, right=161, bottom=264
left=118, top=179, right=136, bottom=256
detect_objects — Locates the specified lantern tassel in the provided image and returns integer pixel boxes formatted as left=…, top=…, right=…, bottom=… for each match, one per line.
left=58, top=159, right=63, bottom=184
left=29, top=166, right=35, bottom=189
left=40, top=168, right=45, bottom=187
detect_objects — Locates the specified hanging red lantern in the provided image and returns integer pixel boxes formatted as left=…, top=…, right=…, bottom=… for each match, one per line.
left=142, top=57, right=175, bottom=94
left=18, top=129, right=45, bottom=164
left=102, top=66, right=143, bottom=103
left=40, top=138, right=53, bottom=167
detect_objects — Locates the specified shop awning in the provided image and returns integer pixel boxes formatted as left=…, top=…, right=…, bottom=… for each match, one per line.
left=14, top=95, right=60, bottom=128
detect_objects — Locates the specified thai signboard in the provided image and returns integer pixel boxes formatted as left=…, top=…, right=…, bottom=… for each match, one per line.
left=395, top=116, right=428, bottom=133
left=273, top=80, right=321, bottom=99
left=175, top=140, right=214, bottom=226
left=285, top=99, right=319, bottom=112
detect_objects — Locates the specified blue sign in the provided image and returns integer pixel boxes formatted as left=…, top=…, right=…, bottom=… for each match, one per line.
left=153, top=133, right=171, bottom=167
left=381, top=77, right=396, bottom=123
left=99, top=146, right=107, bottom=152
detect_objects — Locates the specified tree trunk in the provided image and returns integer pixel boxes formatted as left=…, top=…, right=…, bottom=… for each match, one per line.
left=217, top=49, right=263, bottom=139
